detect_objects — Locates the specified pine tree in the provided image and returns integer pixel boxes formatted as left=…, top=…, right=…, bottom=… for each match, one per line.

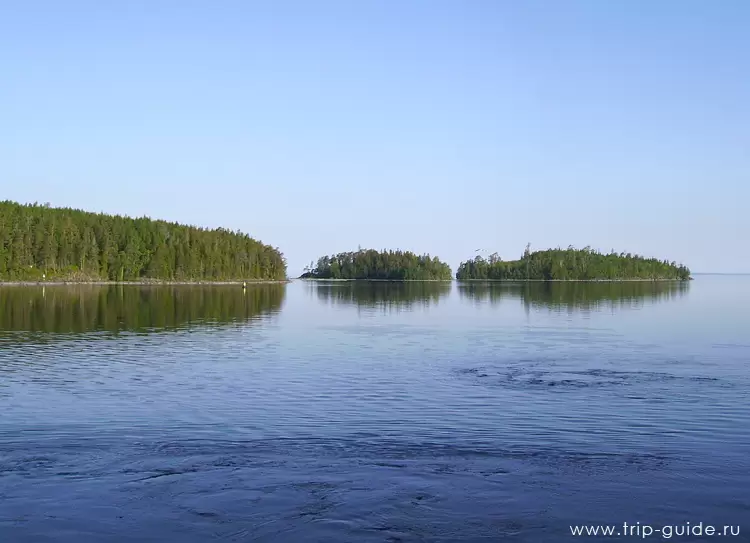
left=0, top=201, right=286, bottom=281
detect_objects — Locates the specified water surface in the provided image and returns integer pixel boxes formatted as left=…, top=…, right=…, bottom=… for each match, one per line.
left=1, top=279, right=748, bottom=541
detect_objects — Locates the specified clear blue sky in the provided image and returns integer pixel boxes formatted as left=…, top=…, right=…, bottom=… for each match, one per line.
left=2, top=1, right=748, bottom=274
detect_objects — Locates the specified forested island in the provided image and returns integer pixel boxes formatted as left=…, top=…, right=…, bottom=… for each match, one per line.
left=1, top=201, right=693, bottom=284
left=300, top=249, right=452, bottom=280
left=456, top=246, right=690, bottom=281
left=0, top=201, right=286, bottom=282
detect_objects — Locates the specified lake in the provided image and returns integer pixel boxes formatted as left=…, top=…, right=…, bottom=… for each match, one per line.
left=1, top=278, right=748, bottom=542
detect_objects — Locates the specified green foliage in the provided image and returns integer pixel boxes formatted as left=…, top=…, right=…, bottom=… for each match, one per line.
left=456, top=246, right=691, bottom=281
left=0, top=201, right=286, bottom=281
left=0, top=284, right=285, bottom=334
left=302, top=249, right=452, bottom=280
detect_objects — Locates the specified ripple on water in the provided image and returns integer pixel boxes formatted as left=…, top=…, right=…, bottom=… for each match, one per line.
left=1, top=281, right=749, bottom=542
left=454, top=363, right=724, bottom=391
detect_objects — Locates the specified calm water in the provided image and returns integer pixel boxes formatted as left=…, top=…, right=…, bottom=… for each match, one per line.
left=1, top=279, right=748, bottom=542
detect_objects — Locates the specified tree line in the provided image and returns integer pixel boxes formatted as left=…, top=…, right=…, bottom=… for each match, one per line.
left=456, top=246, right=691, bottom=281
left=301, top=249, right=452, bottom=280
left=0, top=201, right=286, bottom=281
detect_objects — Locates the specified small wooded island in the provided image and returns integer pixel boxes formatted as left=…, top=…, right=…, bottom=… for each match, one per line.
left=456, top=246, right=691, bottom=281
left=300, top=249, right=453, bottom=280
left=0, top=201, right=286, bottom=282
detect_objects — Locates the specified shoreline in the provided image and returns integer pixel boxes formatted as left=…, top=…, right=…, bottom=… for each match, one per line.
left=299, top=278, right=692, bottom=283
left=455, top=278, right=692, bottom=283
left=0, top=278, right=693, bottom=286
left=297, top=278, right=452, bottom=282
left=0, top=280, right=290, bottom=287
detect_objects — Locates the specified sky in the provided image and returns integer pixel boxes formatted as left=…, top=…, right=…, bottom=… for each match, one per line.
left=2, top=0, right=748, bottom=275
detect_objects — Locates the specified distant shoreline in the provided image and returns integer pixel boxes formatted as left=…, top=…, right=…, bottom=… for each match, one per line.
left=0, top=278, right=695, bottom=286
left=454, top=278, right=692, bottom=283
left=297, top=278, right=452, bottom=282
left=298, top=278, right=691, bottom=283
left=0, top=280, right=290, bottom=287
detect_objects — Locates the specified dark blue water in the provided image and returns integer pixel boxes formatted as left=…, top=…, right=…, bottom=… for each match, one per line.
left=1, top=279, right=748, bottom=542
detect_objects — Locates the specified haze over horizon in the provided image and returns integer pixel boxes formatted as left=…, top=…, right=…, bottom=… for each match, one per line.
left=3, top=1, right=748, bottom=275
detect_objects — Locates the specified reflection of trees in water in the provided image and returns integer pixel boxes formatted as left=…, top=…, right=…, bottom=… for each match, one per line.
left=0, top=285, right=286, bottom=334
left=458, top=281, right=689, bottom=311
left=313, top=281, right=452, bottom=311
